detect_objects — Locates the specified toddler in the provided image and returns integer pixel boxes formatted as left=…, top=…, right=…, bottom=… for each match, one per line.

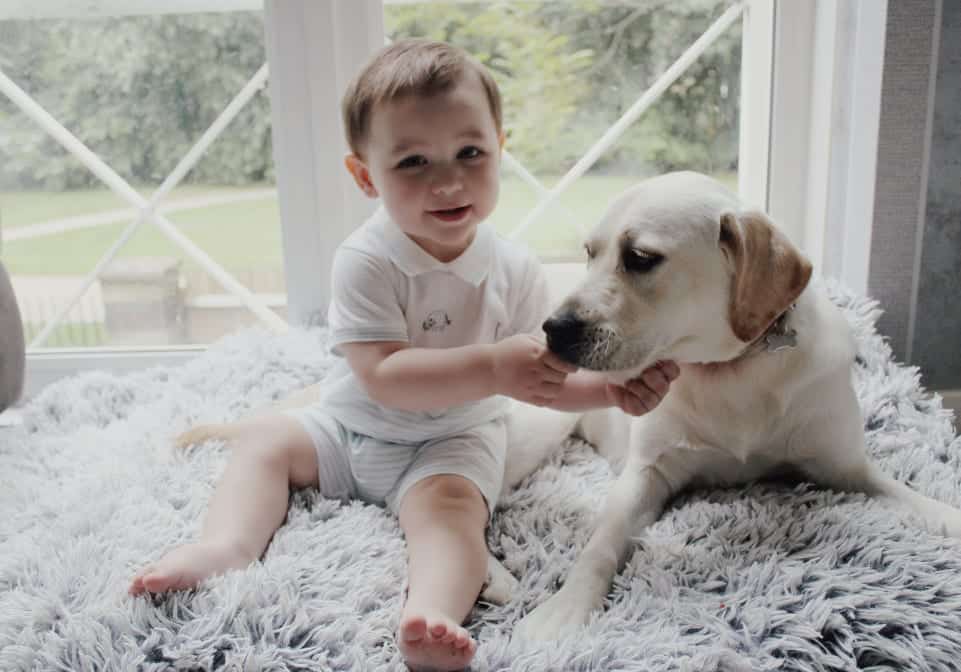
left=130, top=39, right=677, bottom=671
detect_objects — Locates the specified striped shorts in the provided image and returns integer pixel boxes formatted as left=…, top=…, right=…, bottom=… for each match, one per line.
left=284, top=407, right=507, bottom=518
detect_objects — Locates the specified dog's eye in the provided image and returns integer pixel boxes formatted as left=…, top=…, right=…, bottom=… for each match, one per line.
left=584, top=244, right=595, bottom=261
left=623, top=248, right=664, bottom=273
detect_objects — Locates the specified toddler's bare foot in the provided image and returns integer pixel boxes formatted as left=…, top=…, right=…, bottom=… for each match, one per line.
left=128, top=539, right=252, bottom=596
left=398, top=611, right=476, bottom=671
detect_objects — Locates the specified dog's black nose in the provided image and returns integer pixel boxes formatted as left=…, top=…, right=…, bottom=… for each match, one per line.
left=542, top=313, right=586, bottom=355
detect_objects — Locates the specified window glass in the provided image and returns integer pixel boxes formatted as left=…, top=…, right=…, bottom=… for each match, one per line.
left=384, top=1, right=742, bottom=259
left=0, top=10, right=284, bottom=349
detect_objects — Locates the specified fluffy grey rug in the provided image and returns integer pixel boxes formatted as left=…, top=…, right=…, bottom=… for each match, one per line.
left=2, top=282, right=961, bottom=672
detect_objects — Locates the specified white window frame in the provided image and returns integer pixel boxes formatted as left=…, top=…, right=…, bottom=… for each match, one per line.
left=17, top=0, right=884, bottom=398
left=767, top=0, right=888, bottom=295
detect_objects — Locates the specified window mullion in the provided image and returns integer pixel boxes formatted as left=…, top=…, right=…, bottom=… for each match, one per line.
left=767, top=0, right=887, bottom=293
left=263, top=0, right=383, bottom=327
left=737, top=0, right=774, bottom=214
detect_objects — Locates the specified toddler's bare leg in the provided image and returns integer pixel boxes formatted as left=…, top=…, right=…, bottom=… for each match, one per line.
left=396, top=475, right=488, bottom=671
left=130, top=414, right=318, bottom=595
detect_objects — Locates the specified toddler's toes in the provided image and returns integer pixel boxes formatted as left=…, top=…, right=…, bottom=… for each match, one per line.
left=400, top=612, right=477, bottom=671
left=452, top=628, right=471, bottom=649
left=141, top=568, right=183, bottom=594
left=128, top=566, right=155, bottom=596
left=399, top=614, right=429, bottom=644
left=428, top=621, right=447, bottom=640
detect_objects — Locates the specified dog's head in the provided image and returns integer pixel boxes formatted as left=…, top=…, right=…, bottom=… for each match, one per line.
left=543, top=171, right=812, bottom=380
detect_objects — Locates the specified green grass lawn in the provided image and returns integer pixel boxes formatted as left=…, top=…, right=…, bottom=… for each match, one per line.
left=0, top=185, right=234, bottom=229
left=23, top=321, right=106, bottom=348
left=1, top=173, right=736, bottom=276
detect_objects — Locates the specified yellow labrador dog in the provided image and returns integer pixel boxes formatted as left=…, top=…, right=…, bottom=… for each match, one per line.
left=511, top=171, right=961, bottom=640
left=177, top=171, right=961, bottom=637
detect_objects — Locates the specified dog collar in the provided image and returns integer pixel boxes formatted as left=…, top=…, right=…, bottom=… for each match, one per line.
left=735, top=304, right=798, bottom=360
left=762, top=305, right=798, bottom=352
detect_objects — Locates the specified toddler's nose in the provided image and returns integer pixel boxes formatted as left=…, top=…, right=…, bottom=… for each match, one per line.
left=432, top=181, right=463, bottom=197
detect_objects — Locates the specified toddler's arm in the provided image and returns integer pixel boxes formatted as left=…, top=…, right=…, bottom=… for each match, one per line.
left=545, top=361, right=679, bottom=416
left=340, top=334, right=576, bottom=412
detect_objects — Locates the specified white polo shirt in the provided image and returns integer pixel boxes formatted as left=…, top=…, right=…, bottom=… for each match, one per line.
left=319, top=206, right=551, bottom=443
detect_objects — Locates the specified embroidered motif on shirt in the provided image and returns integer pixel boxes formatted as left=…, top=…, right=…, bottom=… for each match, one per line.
left=422, top=310, right=452, bottom=332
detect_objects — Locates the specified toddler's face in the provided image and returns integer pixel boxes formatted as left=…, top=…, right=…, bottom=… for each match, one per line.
left=352, top=71, right=502, bottom=262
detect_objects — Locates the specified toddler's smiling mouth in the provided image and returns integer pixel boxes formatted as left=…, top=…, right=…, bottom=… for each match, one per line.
left=428, top=205, right=472, bottom=222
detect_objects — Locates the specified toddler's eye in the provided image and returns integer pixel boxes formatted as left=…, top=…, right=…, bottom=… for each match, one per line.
left=458, top=146, right=483, bottom=160
left=396, top=155, right=427, bottom=169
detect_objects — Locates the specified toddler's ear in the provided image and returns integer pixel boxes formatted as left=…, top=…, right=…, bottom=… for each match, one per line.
left=344, top=154, right=378, bottom=198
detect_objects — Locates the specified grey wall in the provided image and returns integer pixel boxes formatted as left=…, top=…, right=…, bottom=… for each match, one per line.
left=869, top=0, right=938, bottom=364
left=912, top=0, right=961, bottom=389
left=870, top=0, right=960, bottom=391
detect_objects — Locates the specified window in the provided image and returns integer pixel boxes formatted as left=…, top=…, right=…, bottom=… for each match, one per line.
left=0, top=4, right=286, bottom=360
left=14, top=0, right=867, bottom=396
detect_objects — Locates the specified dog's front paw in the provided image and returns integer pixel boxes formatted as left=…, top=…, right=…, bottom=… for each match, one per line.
left=480, top=555, right=518, bottom=605
left=931, top=507, right=961, bottom=539
left=514, top=588, right=596, bottom=642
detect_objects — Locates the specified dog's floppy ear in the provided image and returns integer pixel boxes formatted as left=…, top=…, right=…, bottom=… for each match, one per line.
left=719, top=211, right=812, bottom=343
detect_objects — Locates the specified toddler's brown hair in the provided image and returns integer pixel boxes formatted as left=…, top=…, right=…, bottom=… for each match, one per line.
left=342, top=39, right=503, bottom=157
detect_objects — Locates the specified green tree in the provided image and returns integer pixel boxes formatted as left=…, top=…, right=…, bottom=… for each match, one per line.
left=385, top=2, right=594, bottom=173
left=0, top=1, right=741, bottom=190
left=0, top=12, right=271, bottom=189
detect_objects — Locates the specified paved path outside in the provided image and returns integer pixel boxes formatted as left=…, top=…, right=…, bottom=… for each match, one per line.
left=2, top=187, right=276, bottom=242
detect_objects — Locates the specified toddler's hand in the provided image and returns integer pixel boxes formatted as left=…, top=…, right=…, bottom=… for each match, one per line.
left=605, top=360, right=679, bottom=416
left=491, top=334, right=577, bottom=405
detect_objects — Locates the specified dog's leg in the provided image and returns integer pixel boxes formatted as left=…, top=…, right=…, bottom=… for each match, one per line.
left=480, top=552, right=519, bottom=605
left=804, top=455, right=961, bottom=538
left=514, top=458, right=673, bottom=641
left=503, top=403, right=581, bottom=490
left=861, top=462, right=961, bottom=537
left=796, top=406, right=961, bottom=538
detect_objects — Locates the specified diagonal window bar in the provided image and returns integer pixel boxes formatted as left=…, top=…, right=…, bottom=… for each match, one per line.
left=0, top=65, right=287, bottom=349
left=500, top=149, right=585, bottom=237
left=508, top=2, right=745, bottom=241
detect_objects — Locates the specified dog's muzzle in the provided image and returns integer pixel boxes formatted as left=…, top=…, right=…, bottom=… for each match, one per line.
left=542, top=313, right=588, bottom=364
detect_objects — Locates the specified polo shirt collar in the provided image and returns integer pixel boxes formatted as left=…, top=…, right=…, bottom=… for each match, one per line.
left=380, top=208, right=492, bottom=286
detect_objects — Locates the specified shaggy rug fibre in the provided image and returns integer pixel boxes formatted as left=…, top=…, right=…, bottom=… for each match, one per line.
left=2, top=282, right=961, bottom=672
